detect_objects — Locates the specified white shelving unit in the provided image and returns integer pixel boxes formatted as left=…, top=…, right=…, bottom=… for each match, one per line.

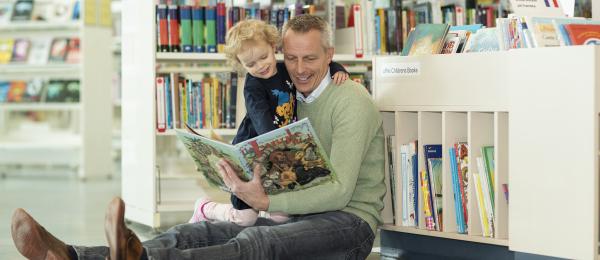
left=373, top=45, right=600, bottom=260
left=0, top=1, right=114, bottom=180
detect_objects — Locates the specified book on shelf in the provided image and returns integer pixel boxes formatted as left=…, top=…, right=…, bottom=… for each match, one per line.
left=0, top=82, right=9, bottom=102
left=0, top=39, right=14, bottom=64
left=0, top=2, right=12, bottom=23
left=65, top=38, right=80, bottom=63
left=448, top=145, right=466, bottom=234
left=10, top=38, right=29, bottom=63
left=563, top=24, right=600, bottom=45
left=175, top=118, right=337, bottom=195
left=463, top=27, right=501, bottom=53
left=27, top=37, right=52, bottom=65
left=400, top=140, right=418, bottom=227
left=424, top=144, right=442, bottom=231
left=402, top=23, right=449, bottom=56
left=6, top=81, right=26, bottom=102
left=475, top=156, right=495, bottom=237
left=48, top=38, right=69, bottom=62
left=385, top=135, right=397, bottom=224
left=43, top=79, right=79, bottom=102
left=10, top=0, right=33, bottom=21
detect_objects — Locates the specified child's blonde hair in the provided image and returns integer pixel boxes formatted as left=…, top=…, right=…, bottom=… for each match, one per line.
left=224, top=20, right=280, bottom=71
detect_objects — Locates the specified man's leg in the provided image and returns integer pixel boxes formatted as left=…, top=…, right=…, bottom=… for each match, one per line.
left=143, top=211, right=374, bottom=260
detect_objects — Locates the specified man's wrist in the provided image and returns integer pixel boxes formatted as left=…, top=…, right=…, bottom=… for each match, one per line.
left=259, top=196, right=270, bottom=211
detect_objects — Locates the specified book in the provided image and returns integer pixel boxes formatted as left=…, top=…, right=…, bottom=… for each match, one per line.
left=7, top=81, right=26, bottom=102
left=0, top=2, right=12, bottom=23
left=404, top=23, right=450, bottom=56
left=175, top=118, right=336, bottom=195
left=48, top=38, right=69, bottom=62
left=0, top=38, right=14, bottom=64
left=27, top=37, right=52, bottom=65
left=43, top=80, right=67, bottom=102
left=24, top=79, right=45, bottom=102
left=563, top=24, right=600, bottom=45
left=10, top=0, right=33, bottom=21
left=65, top=37, right=80, bottom=63
left=463, top=27, right=501, bottom=53
left=11, top=38, right=29, bottom=63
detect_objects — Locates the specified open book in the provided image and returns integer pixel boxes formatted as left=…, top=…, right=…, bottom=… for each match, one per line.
left=175, top=118, right=336, bottom=195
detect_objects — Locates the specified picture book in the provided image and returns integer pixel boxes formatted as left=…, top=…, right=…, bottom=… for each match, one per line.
left=176, top=118, right=337, bottom=195
left=43, top=80, right=67, bottom=102
left=423, top=144, right=442, bottom=230
left=65, top=37, right=80, bottom=63
left=7, top=81, right=26, bottom=102
left=11, top=39, right=30, bottom=63
left=406, top=23, right=450, bottom=56
left=63, top=80, right=79, bottom=102
left=0, top=38, right=14, bottom=64
left=564, top=24, right=600, bottom=45
left=551, top=18, right=600, bottom=46
left=420, top=169, right=435, bottom=231
left=24, top=79, right=44, bottom=102
left=0, top=82, right=9, bottom=102
left=48, top=38, right=69, bottom=62
left=10, top=0, right=33, bottom=21
left=428, top=158, right=443, bottom=231
left=27, top=37, right=51, bottom=65
left=0, top=2, right=12, bottom=23
left=463, top=28, right=501, bottom=53
left=440, top=36, right=460, bottom=54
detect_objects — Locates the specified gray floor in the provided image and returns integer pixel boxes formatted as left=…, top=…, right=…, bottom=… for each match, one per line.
left=0, top=174, right=380, bottom=259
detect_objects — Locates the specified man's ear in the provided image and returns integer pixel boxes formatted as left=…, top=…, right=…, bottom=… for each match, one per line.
left=327, top=47, right=334, bottom=62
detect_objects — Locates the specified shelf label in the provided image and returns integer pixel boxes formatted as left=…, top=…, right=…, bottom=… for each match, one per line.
left=378, top=62, right=421, bottom=78
left=509, top=0, right=568, bottom=17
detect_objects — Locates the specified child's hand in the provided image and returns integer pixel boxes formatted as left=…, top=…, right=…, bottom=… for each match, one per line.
left=332, top=72, right=349, bottom=85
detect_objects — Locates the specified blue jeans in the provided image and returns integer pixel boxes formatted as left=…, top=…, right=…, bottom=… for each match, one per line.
left=72, top=211, right=375, bottom=260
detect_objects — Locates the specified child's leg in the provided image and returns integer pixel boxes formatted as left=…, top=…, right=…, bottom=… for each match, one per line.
left=189, top=197, right=258, bottom=226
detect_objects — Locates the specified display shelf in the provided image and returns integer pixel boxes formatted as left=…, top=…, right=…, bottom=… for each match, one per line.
left=0, top=21, right=81, bottom=32
left=380, top=225, right=508, bottom=246
left=156, top=52, right=373, bottom=64
left=156, top=66, right=233, bottom=74
left=0, top=103, right=81, bottom=111
left=0, top=64, right=80, bottom=73
left=158, top=128, right=238, bottom=137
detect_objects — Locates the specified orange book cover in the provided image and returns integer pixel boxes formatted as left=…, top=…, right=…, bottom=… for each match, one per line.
left=564, top=24, right=600, bottom=45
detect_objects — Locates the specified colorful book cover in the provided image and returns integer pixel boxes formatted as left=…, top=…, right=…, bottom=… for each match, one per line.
left=205, top=5, right=217, bottom=53
left=449, top=147, right=466, bottom=233
left=156, top=4, right=169, bottom=52
left=7, top=81, right=26, bottom=102
left=455, top=142, right=469, bottom=227
left=482, top=146, right=495, bottom=208
left=167, top=5, right=181, bottom=52
left=423, top=144, right=442, bottom=229
left=0, top=38, right=14, bottom=64
left=24, top=79, right=44, bottom=102
left=11, top=38, right=29, bottom=63
left=63, top=80, right=80, bottom=102
left=191, top=6, right=205, bottom=53
left=43, top=80, right=67, bottom=102
left=176, top=118, right=337, bottom=195
left=420, top=169, right=435, bottom=231
left=10, top=0, right=33, bottom=21
left=428, top=158, right=443, bottom=231
left=473, top=172, right=491, bottom=237
left=179, top=5, right=193, bottom=52
left=65, top=38, right=80, bottom=63
left=564, top=24, right=600, bottom=45
left=406, top=23, right=450, bottom=56
left=464, top=27, right=501, bottom=52
left=48, top=38, right=69, bottom=63
left=0, top=81, right=10, bottom=102
left=551, top=18, right=600, bottom=46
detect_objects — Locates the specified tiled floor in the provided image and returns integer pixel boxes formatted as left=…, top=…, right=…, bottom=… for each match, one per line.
left=0, top=174, right=381, bottom=259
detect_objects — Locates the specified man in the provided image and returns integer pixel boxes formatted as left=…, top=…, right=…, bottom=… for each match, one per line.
left=11, top=15, right=386, bottom=260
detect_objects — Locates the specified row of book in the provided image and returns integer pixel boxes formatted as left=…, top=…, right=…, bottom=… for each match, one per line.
left=0, top=37, right=80, bottom=64
left=0, top=79, right=79, bottom=103
left=387, top=137, right=506, bottom=237
left=0, top=0, right=80, bottom=23
left=156, top=2, right=317, bottom=53
left=401, top=16, right=600, bottom=56
left=155, top=73, right=237, bottom=132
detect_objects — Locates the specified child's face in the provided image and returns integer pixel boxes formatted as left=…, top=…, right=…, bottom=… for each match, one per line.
left=237, top=40, right=277, bottom=79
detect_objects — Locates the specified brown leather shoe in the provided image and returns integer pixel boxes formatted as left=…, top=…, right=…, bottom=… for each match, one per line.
left=105, top=197, right=143, bottom=260
left=11, top=208, right=71, bottom=260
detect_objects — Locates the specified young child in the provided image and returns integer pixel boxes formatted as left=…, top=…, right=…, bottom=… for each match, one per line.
left=189, top=19, right=349, bottom=226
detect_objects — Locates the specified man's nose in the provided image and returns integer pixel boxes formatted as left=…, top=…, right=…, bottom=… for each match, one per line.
left=296, top=60, right=305, bottom=74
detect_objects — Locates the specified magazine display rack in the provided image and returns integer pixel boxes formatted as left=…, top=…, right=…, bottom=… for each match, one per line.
left=373, top=45, right=600, bottom=259
left=0, top=0, right=113, bottom=179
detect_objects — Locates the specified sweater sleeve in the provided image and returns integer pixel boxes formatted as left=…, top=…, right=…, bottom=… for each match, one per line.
left=243, top=75, right=278, bottom=135
left=268, top=89, right=380, bottom=214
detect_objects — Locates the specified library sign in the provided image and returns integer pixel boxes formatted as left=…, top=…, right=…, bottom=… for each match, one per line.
left=378, top=63, right=421, bottom=78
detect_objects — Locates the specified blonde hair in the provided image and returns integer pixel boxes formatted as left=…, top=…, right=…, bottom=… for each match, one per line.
left=282, top=15, right=332, bottom=50
left=224, top=20, right=280, bottom=70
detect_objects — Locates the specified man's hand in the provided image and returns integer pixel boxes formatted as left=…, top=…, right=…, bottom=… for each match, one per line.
left=332, top=71, right=349, bottom=85
left=217, top=159, right=270, bottom=211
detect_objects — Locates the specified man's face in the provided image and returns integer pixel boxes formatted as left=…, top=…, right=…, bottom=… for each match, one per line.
left=282, top=29, right=333, bottom=97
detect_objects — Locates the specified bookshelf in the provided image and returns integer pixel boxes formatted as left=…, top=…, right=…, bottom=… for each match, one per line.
left=373, top=45, right=600, bottom=259
left=0, top=1, right=113, bottom=180
left=121, top=1, right=375, bottom=228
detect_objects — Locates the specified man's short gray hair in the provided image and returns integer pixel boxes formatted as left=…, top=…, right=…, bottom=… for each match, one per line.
left=282, top=14, right=332, bottom=49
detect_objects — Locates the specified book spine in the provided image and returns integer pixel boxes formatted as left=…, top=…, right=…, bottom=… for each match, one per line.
left=192, top=6, right=205, bottom=53
left=180, top=5, right=194, bottom=53
left=216, top=2, right=226, bottom=53
left=205, top=6, right=217, bottom=53
left=157, top=5, right=170, bottom=52
left=167, top=5, right=181, bottom=52
left=229, top=73, right=237, bottom=128
left=165, top=76, right=172, bottom=129
left=156, top=76, right=166, bottom=132
left=352, top=4, right=364, bottom=58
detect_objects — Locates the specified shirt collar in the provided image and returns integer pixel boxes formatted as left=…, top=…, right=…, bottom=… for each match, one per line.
left=296, top=69, right=331, bottom=104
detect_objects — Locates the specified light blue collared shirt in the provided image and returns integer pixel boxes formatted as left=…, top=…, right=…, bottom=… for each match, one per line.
left=296, top=69, right=331, bottom=104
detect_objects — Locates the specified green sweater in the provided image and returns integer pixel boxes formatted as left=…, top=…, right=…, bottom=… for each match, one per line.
left=268, top=79, right=386, bottom=232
